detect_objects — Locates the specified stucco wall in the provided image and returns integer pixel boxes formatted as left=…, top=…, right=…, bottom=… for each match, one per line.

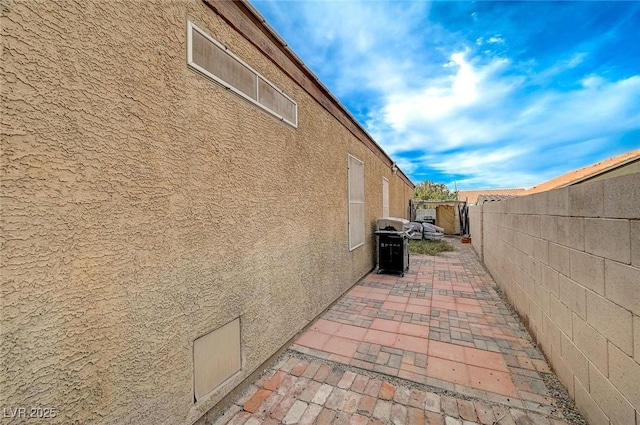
left=472, top=173, right=640, bottom=425
left=0, top=1, right=413, bottom=424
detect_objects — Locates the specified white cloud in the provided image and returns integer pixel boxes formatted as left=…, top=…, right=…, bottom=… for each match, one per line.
left=411, top=146, right=541, bottom=188
left=370, top=52, right=518, bottom=152
left=565, top=52, right=588, bottom=69
left=253, top=0, right=640, bottom=188
left=531, top=52, right=589, bottom=84
left=581, top=75, right=604, bottom=88
left=477, top=35, right=505, bottom=45
left=293, top=1, right=430, bottom=85
left=371, top=59, right=640, bottom=186
left=393, top=157, right=419, bottom=176
left=375, top=56, right=640, bottom=147
left=512, top=75, right=640, bottom=144
left=382, top=52, right=485, bottom=130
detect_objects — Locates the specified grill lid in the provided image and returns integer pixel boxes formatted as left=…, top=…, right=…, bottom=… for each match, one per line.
left=376, top=217, right=411, bottom=232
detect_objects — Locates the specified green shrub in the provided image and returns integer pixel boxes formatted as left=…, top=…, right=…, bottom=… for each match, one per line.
left=409, top=239, right=455, bottom=256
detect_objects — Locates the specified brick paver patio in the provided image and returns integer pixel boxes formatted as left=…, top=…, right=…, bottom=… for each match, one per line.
left=211, top=238, right=586, bottom=425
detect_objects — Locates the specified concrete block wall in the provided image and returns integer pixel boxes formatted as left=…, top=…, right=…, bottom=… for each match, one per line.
left=475, top=173, right=640, bottom=425
left=469, top=204, right=483, bottom=260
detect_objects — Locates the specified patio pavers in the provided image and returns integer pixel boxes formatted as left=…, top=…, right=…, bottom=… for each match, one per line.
left=291, top=248, right=552, bottom=409
left=211, top=238, right=586, bottom=425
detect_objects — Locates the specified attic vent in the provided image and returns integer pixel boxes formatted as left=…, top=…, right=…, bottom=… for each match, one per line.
left=187, top=21, right=298, bottom=127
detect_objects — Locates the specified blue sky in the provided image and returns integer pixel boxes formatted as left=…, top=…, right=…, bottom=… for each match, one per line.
left=251, top=0, right=640, bottom=189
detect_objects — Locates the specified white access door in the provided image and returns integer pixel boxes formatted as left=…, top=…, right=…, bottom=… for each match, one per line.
left=382, top=177, right=389, bottom=217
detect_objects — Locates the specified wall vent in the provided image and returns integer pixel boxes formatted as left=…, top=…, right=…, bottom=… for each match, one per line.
left=193, top=317, right=241, bottom=402
left=187, top=21, right=298, bottom=127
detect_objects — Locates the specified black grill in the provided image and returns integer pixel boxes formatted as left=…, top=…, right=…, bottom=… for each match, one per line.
left=375, top=226, right=410, bottom=276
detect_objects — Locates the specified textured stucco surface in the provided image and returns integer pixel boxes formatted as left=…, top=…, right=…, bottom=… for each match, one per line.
left=470, top=174, right=640, bottom=425
left=0, top=1, right=413, bottom=424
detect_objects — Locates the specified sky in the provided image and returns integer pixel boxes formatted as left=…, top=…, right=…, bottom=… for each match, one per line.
left=250, top=0, right=640, bottom=189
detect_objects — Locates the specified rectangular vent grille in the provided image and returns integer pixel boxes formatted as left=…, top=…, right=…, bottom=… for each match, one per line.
left=193, top=318, right=241, bottom=402
left=187, top=21, right=298, bottom=127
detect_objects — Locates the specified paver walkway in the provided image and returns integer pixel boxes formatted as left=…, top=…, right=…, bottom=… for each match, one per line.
left=211, top=239, right=586, bottom=425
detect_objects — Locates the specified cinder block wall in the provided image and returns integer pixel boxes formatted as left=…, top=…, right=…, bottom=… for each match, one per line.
left=0, top=1, right=413, bottom=424
left=469, top=205, right=483, bottom=260
left=475, top=173, right=640, bottom=425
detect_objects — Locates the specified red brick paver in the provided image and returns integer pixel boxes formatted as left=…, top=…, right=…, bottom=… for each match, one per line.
left=212, top=238, right=585, bottom=425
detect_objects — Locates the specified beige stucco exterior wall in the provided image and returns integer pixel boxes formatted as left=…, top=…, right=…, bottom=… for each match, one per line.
left=0, top=1, right=413, bottom=424
left=472, top=173, right=640, bottom=425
